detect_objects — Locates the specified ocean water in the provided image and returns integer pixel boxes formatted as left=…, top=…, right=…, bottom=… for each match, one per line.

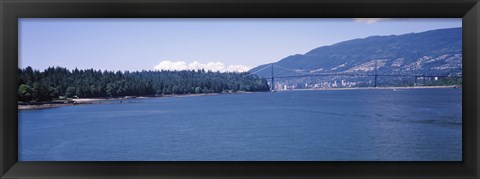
left=18, top=88, right=462, bottom=161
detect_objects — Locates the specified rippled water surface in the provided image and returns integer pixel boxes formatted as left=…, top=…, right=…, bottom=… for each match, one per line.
left=19, top=88, right=462, bottom=161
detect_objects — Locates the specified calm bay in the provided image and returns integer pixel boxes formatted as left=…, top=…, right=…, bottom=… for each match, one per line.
left=19, top=88, right=462, bottom=161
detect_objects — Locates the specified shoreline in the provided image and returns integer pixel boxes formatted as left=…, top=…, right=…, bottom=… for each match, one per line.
left=17, top=92, right=255, bottom=110
left=281, top=85, right=460, bottom=91
left=18, top=86, right=460, bottom=110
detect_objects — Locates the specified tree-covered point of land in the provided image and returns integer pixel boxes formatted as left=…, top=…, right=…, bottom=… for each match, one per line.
left=18, top=66, right=270, bottom=102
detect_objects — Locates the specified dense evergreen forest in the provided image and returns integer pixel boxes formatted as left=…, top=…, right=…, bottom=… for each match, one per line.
left=18, top=66, right=270, bottom=102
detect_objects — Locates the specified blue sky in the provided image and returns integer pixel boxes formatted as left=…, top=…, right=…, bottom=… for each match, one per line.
left=19, top=18, right=461, bottom=72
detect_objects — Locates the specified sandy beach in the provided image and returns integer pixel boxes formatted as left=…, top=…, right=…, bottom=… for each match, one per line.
left=17, top=92, right=236, bottom=110
left=18, top=98, right=110, bottom=110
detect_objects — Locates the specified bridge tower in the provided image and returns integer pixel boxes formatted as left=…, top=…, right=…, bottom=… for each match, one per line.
left=414, top=76, right=417, bottom=86
left=271, top=63, right=275, bottom=91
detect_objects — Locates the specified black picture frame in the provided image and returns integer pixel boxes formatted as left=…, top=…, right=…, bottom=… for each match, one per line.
left=1, top=0, right=479, bottom=178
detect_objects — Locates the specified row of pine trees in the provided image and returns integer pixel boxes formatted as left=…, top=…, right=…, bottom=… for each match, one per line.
left=18, top=66, right=270, bottom=102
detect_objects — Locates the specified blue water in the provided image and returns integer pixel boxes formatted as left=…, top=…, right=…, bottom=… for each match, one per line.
left=19, top=88, right=462, bottom=161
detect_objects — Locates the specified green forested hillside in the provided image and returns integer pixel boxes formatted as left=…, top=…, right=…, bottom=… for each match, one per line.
left=250, top=27, right=462, bottom=78
left=18, top=66, right=269, bottom=102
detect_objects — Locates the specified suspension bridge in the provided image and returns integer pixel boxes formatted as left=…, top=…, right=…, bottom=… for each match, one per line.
left=247, top=63, right=461, bottom=91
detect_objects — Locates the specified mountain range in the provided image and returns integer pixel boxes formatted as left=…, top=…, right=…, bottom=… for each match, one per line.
left=249, top=27, right=462, bottom=85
